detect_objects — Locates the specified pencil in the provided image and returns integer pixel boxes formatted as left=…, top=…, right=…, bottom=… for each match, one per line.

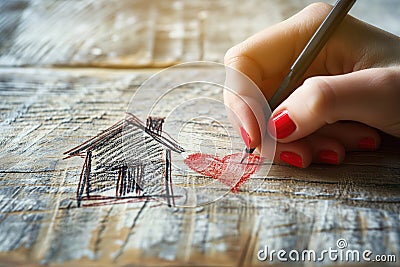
left=240, top=0, right=357, bottom=163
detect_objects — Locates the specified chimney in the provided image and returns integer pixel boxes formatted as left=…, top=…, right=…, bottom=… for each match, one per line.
left=146, top=116, right=165, bottom=135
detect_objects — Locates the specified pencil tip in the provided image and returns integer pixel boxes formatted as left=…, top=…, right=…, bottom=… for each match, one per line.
left=240, top=147, right=255, bottom=163
left=245, top=147, right=256, bottom=154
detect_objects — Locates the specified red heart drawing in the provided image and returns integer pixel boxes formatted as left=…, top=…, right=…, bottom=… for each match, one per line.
left=184, top=153, right=263, bottom=192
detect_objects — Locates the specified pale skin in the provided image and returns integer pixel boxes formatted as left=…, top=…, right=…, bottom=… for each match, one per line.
left=224, top=2, right=400, bottom=168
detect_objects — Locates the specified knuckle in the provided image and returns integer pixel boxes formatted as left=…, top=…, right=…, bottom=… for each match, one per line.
left=224, top=46, right=241, bottom=65
left=304, top=2, right=332, bottom=14
left=303, top=77, right=337, bottom=123
left=375, top=68, right=400, bottom=134
left=292, top=3, right=333, bottom=43
left=299, top=2, right=333, bottom=27
left=374, top=68, right=399, bottom=89
left=224, top=44, right=254, bottom=68
left=371, top=69, right=400, bottom=109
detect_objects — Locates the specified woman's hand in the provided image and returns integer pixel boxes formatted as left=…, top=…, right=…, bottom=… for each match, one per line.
left=224, top=2, right=400, bottom=168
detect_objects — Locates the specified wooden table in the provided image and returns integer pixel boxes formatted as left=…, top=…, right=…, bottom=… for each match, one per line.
left=1, top=1, right=399, bottom=266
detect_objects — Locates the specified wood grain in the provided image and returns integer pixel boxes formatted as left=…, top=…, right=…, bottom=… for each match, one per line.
left=0, top=67, right=399, bottom=266
left=1, top=0, right=400, bottom=266
left=1, top=0, right=400, bottom=68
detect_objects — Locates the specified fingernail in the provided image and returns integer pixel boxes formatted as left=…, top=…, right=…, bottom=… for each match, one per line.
left=358, top=137, right=376, bottom=150
left=317, top=150, right=339, bottom=165
left=268, top=110, right=296, bottom=139
left=240, top=127, right=251, bottom=148
left=280, top=151, right=303, bottom=168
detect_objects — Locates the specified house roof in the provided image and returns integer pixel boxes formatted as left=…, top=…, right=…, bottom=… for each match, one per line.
left=64, top=113, right=184, bottom=158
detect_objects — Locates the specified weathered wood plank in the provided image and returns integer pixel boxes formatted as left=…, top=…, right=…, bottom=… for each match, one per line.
left=1, top=0, right=400, bottom=68
left=0, top=67, right=399, bottom=266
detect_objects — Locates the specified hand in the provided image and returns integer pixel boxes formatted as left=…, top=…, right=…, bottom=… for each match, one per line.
left=224, top=2, right=400, bottom=168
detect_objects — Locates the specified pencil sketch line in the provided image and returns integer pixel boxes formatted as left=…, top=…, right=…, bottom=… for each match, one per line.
left=66, top=113, right=184, bottom=207
left=64, top=120, right=124, bottom=156
left=85, top=150, right=92, bottom=198
left=165, top=149, right=171, bottom=207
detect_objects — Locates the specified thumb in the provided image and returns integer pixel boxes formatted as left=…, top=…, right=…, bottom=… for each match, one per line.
left=268, top=67, right=400, bottom=142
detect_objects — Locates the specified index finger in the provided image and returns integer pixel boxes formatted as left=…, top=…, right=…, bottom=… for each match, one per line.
left=224, top=3, right=333, bottom=150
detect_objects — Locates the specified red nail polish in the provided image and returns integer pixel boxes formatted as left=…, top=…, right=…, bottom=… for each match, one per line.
left=268, top=110, right=296, bottom=139
left=317, top=150, right=338, bottom=165
left=358, top=137, right=376, bottom=150
left=280, top=151, right=303, bottom=168
left=240, top=127, right=251, bottom=148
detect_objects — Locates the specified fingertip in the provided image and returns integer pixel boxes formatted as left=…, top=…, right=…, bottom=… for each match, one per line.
left=357, top=137, right=379, bottom=151
left=239, top=126, right=252, bottom=149
left=279, top=151, right=302, bottom=168
left=316, top=150, right=339, bottom=165
left=275, top=141, right=313, bottom=168
left=315, top=149, right=344, bottom=165
left=316, top=122, right=381, bottom=152
left=268, top=78, right=333, bottom=143
left=225, top=100, right=263, bottom=151
left=224, top=88, right=269, bottom=152
left=356, top=128, right=381, bottom=151
left=307, top=134, right=345, bottom=165
left=267, top=109, right=297, bottom=141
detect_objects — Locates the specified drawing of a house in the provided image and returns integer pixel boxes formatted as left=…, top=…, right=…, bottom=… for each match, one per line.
left=64, top=113, right=184, bottom=207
